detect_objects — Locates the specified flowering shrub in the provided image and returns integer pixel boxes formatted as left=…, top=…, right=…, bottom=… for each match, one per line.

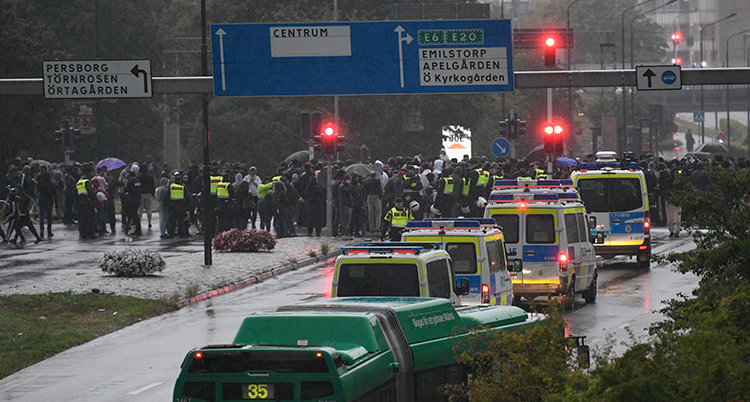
left=99, top=248, right=166, bottom=277
left=212, top=229, right=276, bottom=252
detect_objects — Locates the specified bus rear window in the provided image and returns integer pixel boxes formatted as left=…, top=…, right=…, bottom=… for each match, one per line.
left=337, top=263, right=420, bottom=297
left=577, top=177, right=643, bottom=212
left=189, top=351, right=329, bottom=374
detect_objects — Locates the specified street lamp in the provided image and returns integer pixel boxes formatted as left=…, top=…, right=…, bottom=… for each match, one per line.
left=700, top=13, right=738, bottom=143
left=619, top=0, right=654, bottom=153
left=566, top=0, right=583, bottom=152
left=724, top=28, right=750, bottom=148
left=630, top=0, right=677, bottom=69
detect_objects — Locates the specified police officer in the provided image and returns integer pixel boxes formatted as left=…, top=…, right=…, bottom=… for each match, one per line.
left=76, top=168, right=96, bottom=239
left=401, top=165, right=423, bottom=220
left=468, top=159, right=489, bottom=217
left=381, top=198, right=414, bottom=241
left=216, top=174, right=235, bottom=233
left=434, top=168, right=455, bottom=218
left=167, top=172, right=188, bottom=238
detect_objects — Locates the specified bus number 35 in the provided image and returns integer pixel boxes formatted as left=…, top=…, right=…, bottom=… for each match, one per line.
left=248, top=384, right=269, bottom=399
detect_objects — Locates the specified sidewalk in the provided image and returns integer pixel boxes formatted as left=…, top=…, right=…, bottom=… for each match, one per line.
left=0, top=214, right=358, bottom=303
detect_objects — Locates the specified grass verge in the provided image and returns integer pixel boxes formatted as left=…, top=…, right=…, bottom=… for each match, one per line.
left=0, top=292, right=177, bottom=380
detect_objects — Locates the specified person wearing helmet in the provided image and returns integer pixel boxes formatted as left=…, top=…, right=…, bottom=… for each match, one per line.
left=381, top=198, right=414, bottom=241
left=400, top=165, right=423, bottom=220
left=167, top=172, right=189, bottom=238
left=434, top=168, right=455, bottom=218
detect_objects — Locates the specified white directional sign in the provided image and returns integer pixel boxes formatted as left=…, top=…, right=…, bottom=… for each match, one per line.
left=43, top=60, right=152, bottom=99
left=635, top=65, right=681, bottom=91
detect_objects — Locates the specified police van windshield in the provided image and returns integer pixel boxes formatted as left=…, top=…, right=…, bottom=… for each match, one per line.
left=577, top=177, right=643, bottom=212
left=337, top=263, right=420, bottom=297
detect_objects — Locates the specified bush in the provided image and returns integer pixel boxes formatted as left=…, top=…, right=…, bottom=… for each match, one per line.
left=99, top=248, right=166, bottom=277
left=212, top=229, right=276, bottom=252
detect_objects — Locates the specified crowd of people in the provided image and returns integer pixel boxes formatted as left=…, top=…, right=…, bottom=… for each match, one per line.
left=0, top=148, right=744, bottom=246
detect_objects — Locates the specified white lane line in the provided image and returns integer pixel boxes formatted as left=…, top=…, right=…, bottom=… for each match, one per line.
left=127, top=382, right=164, bottom=395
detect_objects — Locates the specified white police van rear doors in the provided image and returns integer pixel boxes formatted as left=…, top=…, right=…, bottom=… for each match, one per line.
left=572, top=162, right=651, bottom=268
left=401, top=219, right=514, bottom=306
left=485, top=180, right=598, bottom=304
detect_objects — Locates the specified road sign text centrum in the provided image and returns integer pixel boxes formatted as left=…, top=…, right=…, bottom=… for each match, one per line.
left=419, top=29, right=484, bottom=45
left=211, top=20, right=513, bottom=97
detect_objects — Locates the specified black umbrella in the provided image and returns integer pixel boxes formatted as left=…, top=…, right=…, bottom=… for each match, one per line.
left=525, top=145, right=546, bottom=162
left=694, top=142, right=728, bottom=154
left=284, top=150, right=313, bottom=164
left=345, top=163, right=377, bottom=177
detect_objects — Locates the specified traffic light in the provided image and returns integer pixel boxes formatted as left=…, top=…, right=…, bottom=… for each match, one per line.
left=311, top=112, right=322, bottom=140
left=58, top=119, right=72, bottom=148
left=499, top=119, right=508, bottom=138
left=672, top=57, right=682, bottom=65
left=301, top=112, right=311, bottom=139
left=72, top=127, right=81, bottom=144
left=544, top=35, right=557, bottom=66
left=518, top=120, right=527, bottom=136
left=321, top=122, right=338, bottom=156
left=543, top=123, right=564, bottom=153
left=671, top=32, right=682, bottom=44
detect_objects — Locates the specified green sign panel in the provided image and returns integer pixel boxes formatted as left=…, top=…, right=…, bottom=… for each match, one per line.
left=418, top=29, right=484, bottom=45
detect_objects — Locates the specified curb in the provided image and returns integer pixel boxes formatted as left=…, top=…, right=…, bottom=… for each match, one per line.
left=175, top=246, right=350, bottom=308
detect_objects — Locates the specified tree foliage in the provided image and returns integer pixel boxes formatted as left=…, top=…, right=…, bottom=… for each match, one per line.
left=446, top=168, right=750, bottom=401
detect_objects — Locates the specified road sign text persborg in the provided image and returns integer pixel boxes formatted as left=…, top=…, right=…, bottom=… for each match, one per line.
left=43, top=60, right=152, bottom=99
left=211, top=20, right=513, bottom=97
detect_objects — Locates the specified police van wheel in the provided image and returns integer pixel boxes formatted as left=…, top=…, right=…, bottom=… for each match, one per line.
left=563, top=280, right=576, bottom=310
left=582, top=274, right=597, bottom=303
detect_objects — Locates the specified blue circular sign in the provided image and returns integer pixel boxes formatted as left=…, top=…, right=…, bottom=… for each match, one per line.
left=491, top=137, right=511, bottom=158
left=661, top=70, right=677, bottom=85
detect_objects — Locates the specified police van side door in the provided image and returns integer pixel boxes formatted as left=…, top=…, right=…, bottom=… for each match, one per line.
left=522, top=209, right=560, bottom=285
left=489, top=211, right=522, bottom=283
left=485, top=235, right=513, bottom=305
left=563, top=211, right=583, bottom=283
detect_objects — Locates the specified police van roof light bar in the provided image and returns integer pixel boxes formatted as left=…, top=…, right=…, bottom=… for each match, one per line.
left=494, top=179, right=574, bottom=189
left=341, top=245, right=425, bottom=255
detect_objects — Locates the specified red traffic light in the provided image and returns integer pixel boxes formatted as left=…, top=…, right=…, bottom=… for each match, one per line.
left=545, top=37, right=556, bottom=47
left=544, top=124, right=563, bottom=135
left=672, top=57, right=682, bottom=65
left=543, top=36, right=557, bottom=66
left=321, top=122, right=336, bottom=136
left=671, top=32, right=682, bottom=43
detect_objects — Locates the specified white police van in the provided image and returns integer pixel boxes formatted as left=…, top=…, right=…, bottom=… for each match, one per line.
left=571, top=152, right=651, bottom=268
left=331, top=243, right=470, bottom=306
left=401, top=218, right=515, bottom=306
left=484, top=179, right=599, bottom=305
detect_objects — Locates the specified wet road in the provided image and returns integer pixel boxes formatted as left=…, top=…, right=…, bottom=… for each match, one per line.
left=0, top=227, right=697, bottom=402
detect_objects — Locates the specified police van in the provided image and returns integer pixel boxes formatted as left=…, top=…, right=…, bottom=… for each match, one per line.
left=484, top=179, right=599, bottom=305
left=331, top=243, right=470, bottom=306
left=571, top=152, right=651, bottom=268
left=401, top=218, right=515, bottom=306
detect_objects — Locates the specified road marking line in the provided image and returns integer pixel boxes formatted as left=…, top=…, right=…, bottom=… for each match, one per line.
left=127, top=382, right=163, bottom=395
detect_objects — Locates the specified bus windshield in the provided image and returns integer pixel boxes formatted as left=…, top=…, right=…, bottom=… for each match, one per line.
left=577, top=177, right=643, bottom=212
left=337, top=263, right=420, bottom=297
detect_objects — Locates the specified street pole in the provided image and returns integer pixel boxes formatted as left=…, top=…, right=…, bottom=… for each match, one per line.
left=700, top=13, right=737, bottom=144
left=201, top=0, right=212, bottom=266
left=620, top=0, right=654, bottom=153
left=628, top=0, right=676, bottom=155
left=566, top=0, right=583, bottom=144
left=725, top=29, right=750, bottom=149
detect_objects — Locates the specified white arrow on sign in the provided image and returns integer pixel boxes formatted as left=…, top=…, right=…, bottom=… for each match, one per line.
left=215, top=28, right=227, bottom=91
left=493, top=142, right=507, bottom=154
left=394, top=25, right=413, bottom=88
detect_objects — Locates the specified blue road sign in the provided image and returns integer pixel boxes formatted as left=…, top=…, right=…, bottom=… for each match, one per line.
left=211, top=20, right=514, bottom=97
left=693, top=111, right=705, bottom=123
left=661, top=70, right=677, bottom=85
left=491, top=137, right=511, bottom=158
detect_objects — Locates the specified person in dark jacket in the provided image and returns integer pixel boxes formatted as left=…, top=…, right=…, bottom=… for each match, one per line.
left=350, top=173, right=366, bottom=236
left=123, top=170, right=142, bottom=236
left=364, top=172, right=383, bottom=232
left=330, top=169, right=344, bottom=237
left=138, top=168, right=156, bottom=229
left=338, top=175, right=353, bottom=237
left=304, top=176, right=326, bottom=236
left=36, top=166, right=57, bottom=238
left=271, top=179, right=288, bottom=238
left=9, top=185, right=43, bottom=244
left=690, top=162, right=713, bottom=191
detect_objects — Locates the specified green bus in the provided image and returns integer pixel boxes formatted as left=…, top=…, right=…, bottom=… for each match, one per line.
left=173, top=297, right=537, bottom=402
